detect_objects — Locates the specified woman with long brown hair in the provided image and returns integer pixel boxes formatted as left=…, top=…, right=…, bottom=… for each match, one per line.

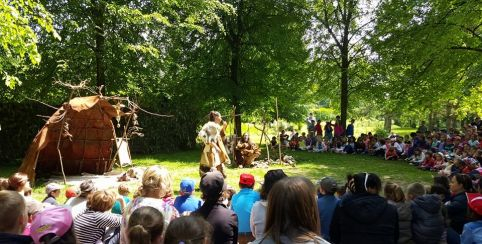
left=251, top=177, right=329, bottom=244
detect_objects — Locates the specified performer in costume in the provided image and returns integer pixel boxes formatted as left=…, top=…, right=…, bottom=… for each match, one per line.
left=235, top=133, right=261, bottom=168
left=198, top=111, right=230, bottom=178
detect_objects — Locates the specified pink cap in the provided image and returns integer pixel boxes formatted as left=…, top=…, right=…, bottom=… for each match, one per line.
left=30, top=207, right=73, bottom=244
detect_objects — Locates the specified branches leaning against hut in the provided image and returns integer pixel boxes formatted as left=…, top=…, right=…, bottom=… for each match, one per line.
left=54, top=80, right=89, bottom=185
left=103, top=96, right=174, bottom=169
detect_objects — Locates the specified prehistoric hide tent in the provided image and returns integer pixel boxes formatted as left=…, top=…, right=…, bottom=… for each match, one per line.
left=18, top=95, right=127, bottom=183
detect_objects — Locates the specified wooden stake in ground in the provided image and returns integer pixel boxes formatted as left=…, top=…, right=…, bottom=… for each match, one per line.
left=275, top=98, right=282, bottom=163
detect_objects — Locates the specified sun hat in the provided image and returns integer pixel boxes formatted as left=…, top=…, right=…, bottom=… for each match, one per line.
left=30, top=206, right=73, bottom=244
left=45, top=183, right=62, bottom=195
left=180, top=179, right=195, bottom=193
left=239, top=173, right=255, bottom=187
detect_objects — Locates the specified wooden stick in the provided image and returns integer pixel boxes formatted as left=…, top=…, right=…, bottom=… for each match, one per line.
left=276, top=98, right=282, bottom=163
left=56, top=92, right=74, bottom=185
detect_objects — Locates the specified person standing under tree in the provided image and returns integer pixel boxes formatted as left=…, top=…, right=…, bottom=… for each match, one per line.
left=198, top=111, right=231, bottom=178
left=346, top=119, right=355, bottom=138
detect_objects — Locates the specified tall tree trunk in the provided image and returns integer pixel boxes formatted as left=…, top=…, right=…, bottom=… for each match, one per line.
left=445, top=102, right=452, bottom=129
left=384, top=114, right=392, bottom=133
left=228, top=0, right=243, bottom=138
left=91, top=0, right=106, bottom=92
left=340, top=57, right=349, bottom=130
left=428, top=111, right=435, bottom=131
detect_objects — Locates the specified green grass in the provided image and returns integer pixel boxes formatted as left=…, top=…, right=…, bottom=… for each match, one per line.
left=2, top=149, right=434, bottom=202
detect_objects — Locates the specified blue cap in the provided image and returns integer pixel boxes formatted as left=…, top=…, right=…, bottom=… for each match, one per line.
left=180, top=179, right=195, bottom=192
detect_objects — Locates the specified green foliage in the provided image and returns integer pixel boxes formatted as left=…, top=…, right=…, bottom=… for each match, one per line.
left=0, top=0, right=60, bottom=88
left=371, top=0, right=482, bottom=118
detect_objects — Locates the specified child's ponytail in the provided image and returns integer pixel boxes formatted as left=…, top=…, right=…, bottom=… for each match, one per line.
left=128, top=224, right=151, bottom=244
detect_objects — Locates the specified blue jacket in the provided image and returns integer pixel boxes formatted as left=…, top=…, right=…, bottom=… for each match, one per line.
left=174, top=195, right=202, bottom=214
left=232, top=188, right=260, bottom=233
left=317, top=195, right=339, bottom=241
left=461, top=220, right=482, bottom=244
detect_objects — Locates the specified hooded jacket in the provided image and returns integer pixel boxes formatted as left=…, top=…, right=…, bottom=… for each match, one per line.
left=410, top=194, right=445, bottom=244
left=388, top=200, right=413, bottom=244
left=330, top=193, right=399, bottom=244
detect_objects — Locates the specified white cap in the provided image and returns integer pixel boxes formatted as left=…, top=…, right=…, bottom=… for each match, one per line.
left=45, top=183, right=62, bottom=194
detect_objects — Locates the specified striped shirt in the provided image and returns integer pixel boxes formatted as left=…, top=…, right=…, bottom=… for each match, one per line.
left=74, top=210, right=122, bottom=244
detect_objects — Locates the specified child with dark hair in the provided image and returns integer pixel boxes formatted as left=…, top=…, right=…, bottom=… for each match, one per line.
left=250, top=169, right=287, bottom=240
left=418, top=151, right=435, bottom=170
left=384, top=182, right=412, bottom=244
left=317, top=177, right=340, bottom=242
left=385, top=146, right=399, bottom=160
left=447, top=174, right=473, bottom=234
left=330, top=172, right=399, bottom=244
left=407, top=148, right=425, bottom=166
left=30, top=207, right=77, bottom=244
left=127, top=206, right=164, bottom=244
left=164, top=216, right=213, bottom=244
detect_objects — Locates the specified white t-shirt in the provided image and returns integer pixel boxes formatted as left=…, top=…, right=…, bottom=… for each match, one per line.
left=65, top=196, right=88, bottom=219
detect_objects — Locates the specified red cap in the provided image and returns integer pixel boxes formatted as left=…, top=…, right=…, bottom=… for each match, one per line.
left=65, top=187, right=77, bottom=198
left=239, top=173, right=255, bottom=186
left=467, top=193, right=482, bottom=216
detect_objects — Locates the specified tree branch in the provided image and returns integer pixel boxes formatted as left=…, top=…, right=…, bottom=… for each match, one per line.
left=450, top=46, right=482, bottom=53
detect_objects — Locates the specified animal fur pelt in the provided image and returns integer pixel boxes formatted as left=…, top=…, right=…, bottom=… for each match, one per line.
left=198, top=121, right=221, bottom=144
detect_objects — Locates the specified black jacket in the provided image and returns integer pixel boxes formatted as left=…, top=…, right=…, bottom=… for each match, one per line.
left=330, top=193, right=399, bottom=244
left=194, top=202, right=238, bottom=244
left=446, top=191, right=468, bottom=234
left=0, top=232, right=33, bottom=244
left=410, top=194, right=445, bottom=244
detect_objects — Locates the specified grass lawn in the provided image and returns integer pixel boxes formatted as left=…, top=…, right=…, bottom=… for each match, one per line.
left=1, top=148, right=434, bottom=203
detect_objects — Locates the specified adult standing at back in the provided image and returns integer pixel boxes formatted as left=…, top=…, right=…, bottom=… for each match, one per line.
left=194, top=171, right=238, bottom=244
left=346, top=119, right=355, bottom=138
left=231, top=173, right=260, bottom=243
left=330, top=172, right=399, bottom=244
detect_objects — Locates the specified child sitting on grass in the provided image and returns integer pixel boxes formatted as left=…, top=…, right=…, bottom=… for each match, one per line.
left=43, top=183, right=62, bottom=206
left=112, top=183, right=131, bottom=214
left=418, top=151, right=435, bottom=170
left=173, top=179, right=202, bottom=215
left=407, top=148, right=425, bottom=166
